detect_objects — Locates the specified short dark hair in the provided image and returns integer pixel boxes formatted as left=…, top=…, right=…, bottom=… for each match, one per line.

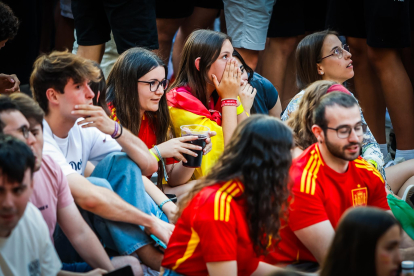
left=313, top=92, right=358, bottom=129
left=296, top=30, right=339, bottom=91
left=0, top=2, right=19, bottom=41
left=0, top=134, right=35, bottom=183
left=0, top=95, right=19, bottom=130
left=9, top=93, right=44, bottom=127
left=30, top=51, right=101, bottom=115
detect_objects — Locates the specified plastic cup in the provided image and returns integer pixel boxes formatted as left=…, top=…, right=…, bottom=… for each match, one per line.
left=180, top=125, right=210, bottom=168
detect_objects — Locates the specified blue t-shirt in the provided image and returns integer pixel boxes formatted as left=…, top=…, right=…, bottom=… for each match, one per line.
left=249, top=72, right=278, bottom=115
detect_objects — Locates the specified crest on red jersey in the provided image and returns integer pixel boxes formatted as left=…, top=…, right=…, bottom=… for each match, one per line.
left=351, top=186, right=368, bottom=206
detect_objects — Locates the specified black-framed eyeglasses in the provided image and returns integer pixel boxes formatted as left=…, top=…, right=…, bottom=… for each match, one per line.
left=320, top=44, right=350, bottom=61
left=16, top=125, right=30, bottom=140
left=326, top=123, right=367, bottom=139
left=137, top=79, right=169, bottom=92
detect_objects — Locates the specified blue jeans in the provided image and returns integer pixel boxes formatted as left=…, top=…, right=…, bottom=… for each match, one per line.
left=162, top=268, right=184, bottom=276
left=54, top=152, right=168, bottom=263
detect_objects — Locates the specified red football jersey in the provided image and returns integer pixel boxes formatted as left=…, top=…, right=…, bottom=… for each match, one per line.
left=162, top=180, right=261, bottom=276
left=265, top=143, right=389, bottom=264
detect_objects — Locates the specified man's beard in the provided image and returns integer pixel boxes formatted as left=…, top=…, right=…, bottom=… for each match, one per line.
left=325, top=136, right=361, bottom=161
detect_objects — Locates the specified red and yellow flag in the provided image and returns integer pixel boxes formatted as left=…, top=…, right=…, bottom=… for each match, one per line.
left=167, top=86, right=224, bottom=179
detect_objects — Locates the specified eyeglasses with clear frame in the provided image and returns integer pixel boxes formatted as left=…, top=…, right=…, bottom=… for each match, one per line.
left=325, top=123, right=367, bottom=139
left=17, top=125, right=30, bottom=140
left=137, top=79, right=169, bottom=92
left=320, top=44, right=350, bottom=61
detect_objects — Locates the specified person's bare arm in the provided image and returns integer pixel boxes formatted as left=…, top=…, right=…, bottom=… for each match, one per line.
left=142, top=176, right=177, bottom=222
left=206, top=261, right=237, bottom=276
left=269, top=97, right=282, bottom=118
left=57, top=203, right=114, bottom=271
left=212, top=58, right=241, bottom=146
left=84, top=161, right=95, bottom=178
left=67, top=173, right=174, bottom=243
left=165, top=132, right=215, bottom=186
left=57, top=269, right=107, bottom=276
left=72, top=105, right=158, bottom=176
left=294, top=220, right=335, bottom=264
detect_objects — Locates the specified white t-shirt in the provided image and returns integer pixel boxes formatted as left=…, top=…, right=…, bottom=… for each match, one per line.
left=42, top=119, right=122, bottom=176
left=0, top=203, right=62, bottom=276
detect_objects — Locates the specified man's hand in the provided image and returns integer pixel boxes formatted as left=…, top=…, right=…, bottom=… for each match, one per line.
left=72, top=105, right=116, bottom=135
left=0, top=74, right=20, bottom=94
left=145, top=215, right=175, bottom=244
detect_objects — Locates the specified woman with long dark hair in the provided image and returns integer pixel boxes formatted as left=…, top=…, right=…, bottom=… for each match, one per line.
left=282, top=30, right=385, bottom=169
left=167, top=29, right=249, bottom=179
left=321, top=207, right=402, bottom=276
left=106, top=48, right=213, bottom=221
left=281, top=31, right=384, bottom=174
left=161, top=115, right=296, bottom=276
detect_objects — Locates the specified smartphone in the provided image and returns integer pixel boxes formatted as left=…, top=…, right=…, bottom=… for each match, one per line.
left=166, top=194, right=177, bottom=203
left=151, top=234, right=167, bottom=249
left=105, top=265, right=134, bottom=276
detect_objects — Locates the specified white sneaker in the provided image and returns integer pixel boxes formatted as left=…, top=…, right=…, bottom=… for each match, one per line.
left=402, top=185, right=414, bottom=208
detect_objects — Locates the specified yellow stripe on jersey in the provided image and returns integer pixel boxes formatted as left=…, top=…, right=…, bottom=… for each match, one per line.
left=306, top=157, right=318, bottom=194
left=225, top=187, right=241, bottom=222
left=300, top=148, right=324, bottom=195
left=220, top=183, right=237, bottom=221
left=354, top=159, right=384, bottom=183
left=214, top=180, right=242, bottom=222
left=214, top=181, right=232, bottom=221
left=301, top=153, right=315, bottom=193
left=172, top=228, right=200, bottom=271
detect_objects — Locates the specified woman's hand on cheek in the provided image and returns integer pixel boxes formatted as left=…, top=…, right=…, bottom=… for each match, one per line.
left=212, top=58, right=241, bottom=99
left=203, top=131, right=216, bottom=155
left=239, top=81, right=257, bottom=114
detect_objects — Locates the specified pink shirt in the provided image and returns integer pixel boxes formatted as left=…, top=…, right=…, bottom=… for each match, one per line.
left=30, top=155, right=74, bottom=242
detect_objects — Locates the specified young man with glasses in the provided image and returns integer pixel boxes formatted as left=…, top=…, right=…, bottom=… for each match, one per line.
left=265, top=92, right=390, bottom=271
left=30, top=51, right=174, bottom=271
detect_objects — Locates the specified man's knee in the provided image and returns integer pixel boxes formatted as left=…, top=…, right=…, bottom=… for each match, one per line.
left=367, top=46, right=399, bottom=68
left=156, top=19, right=182, bottom=43
left=97, top=152, right=142, bottom=174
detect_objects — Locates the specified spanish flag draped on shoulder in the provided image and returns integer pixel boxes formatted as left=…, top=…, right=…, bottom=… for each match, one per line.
left=167, top=86, right=224, bottom=179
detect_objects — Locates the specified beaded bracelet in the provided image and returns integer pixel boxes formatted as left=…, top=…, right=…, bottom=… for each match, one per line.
left=159, top=198, right=172, bottom=211
left=153, top=145, right=169, bottom=182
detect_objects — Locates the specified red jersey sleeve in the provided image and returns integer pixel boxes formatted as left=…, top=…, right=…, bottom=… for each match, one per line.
left=288, top=167, right=329, bottom=231
left=368, top=174, right=390, bottom=210
left=193, top=198, right=238, bottom=262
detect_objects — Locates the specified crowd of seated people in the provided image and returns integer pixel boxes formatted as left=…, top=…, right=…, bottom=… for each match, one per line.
left=3, top=1, right=414, bottom=276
